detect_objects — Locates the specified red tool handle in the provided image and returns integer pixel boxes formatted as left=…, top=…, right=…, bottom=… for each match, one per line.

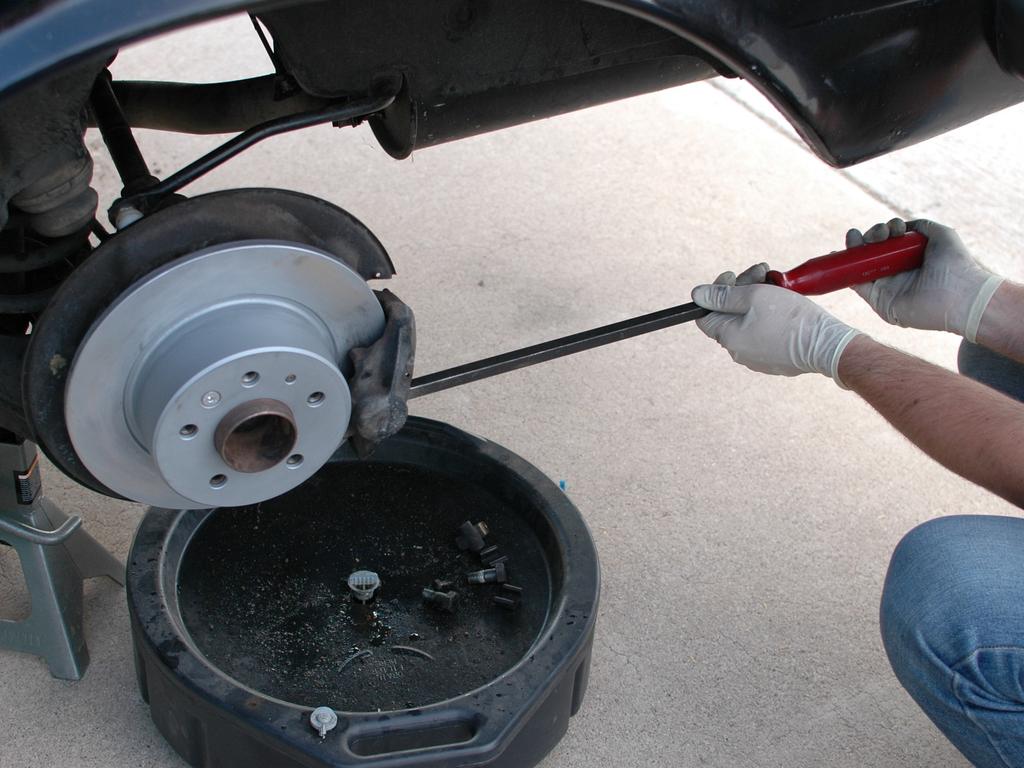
left=766, top=231, right=927, bottom=295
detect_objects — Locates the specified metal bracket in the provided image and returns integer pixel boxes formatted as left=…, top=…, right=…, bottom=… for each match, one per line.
left=0, top=513, right=80, bottom=545
left=347, top=289, right=416, bottom=457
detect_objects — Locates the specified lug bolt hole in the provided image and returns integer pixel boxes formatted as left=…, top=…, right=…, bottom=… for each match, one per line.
left=307, top=392, right=325, bottom=407
left=209, top=474, right=228, bottom=489
left=179, top=424, right=198, bottom=440
left=286, top=454, right=304, bottom=468
left=285, top=374, right=297, bottom=384
left=241, top=371, right=260, bottom=387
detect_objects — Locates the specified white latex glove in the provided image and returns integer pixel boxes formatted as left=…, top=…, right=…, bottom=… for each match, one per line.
left=691, top=263, right=861, bottom=386
left=847, top=218, right=1003, bottom=342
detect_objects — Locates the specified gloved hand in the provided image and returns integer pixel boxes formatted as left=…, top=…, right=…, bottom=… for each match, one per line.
left=847, top=218, right=1003, bottom=342
left=691, top=264, right=861, bottom=386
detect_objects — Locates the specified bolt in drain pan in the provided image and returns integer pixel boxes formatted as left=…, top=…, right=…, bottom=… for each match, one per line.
left=127, top=416, right=600, bottom=768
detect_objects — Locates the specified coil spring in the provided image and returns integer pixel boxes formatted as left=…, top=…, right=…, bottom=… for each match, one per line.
left=1, top=150, right=98, bottom=328
left=0, top=215, right=93, bottom=329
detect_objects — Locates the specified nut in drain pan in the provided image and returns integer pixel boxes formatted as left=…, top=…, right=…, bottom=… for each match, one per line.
left=128, top=417, right=600, bottom=768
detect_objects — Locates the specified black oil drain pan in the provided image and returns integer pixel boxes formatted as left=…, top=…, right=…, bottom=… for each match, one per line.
left=127, top=417, right=600, bottom=768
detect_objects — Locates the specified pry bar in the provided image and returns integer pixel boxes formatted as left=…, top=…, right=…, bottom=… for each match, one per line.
left=408, top=301, right=709, bottom=400
left=408, top=231, right=928, bottom=401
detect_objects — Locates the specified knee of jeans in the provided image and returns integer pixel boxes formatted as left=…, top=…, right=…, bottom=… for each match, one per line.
left=953, top=647, right=1024, bottom=707
left=880, top=516, right=976, bottom=660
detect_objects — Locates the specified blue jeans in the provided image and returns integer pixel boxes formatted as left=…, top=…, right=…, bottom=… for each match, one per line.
left=880, top=341, right=1024, bottom=767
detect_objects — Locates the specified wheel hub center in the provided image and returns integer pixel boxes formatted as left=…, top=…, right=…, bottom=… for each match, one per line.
left=214, top=399, right=297, bottom=474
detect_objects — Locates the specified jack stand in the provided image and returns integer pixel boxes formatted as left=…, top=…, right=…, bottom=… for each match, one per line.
left=0, top=439, right=124, bottom=680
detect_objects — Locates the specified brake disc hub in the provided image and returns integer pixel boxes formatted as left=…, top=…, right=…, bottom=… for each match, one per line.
left=64, top=240, right=384, bottom=508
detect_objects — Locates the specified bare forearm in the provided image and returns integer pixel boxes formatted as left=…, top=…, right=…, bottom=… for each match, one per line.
left=976, top=281, right=1024, bottom=364
left=838, top=335, right=1024, bottom=508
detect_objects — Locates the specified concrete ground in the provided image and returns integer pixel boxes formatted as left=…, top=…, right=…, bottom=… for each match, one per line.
left=3, top=15, right=1024, bottom=768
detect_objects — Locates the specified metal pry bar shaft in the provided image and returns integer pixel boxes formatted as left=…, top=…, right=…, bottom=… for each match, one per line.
left=407, top=232, right=929, bottom=400
left=408, top=301, right=710, bottom=400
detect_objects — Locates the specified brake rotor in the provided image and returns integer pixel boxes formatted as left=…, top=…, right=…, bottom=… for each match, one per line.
left=63, top=241, right=382, bottom=508
left=24, top=189, right=395, bottom=505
